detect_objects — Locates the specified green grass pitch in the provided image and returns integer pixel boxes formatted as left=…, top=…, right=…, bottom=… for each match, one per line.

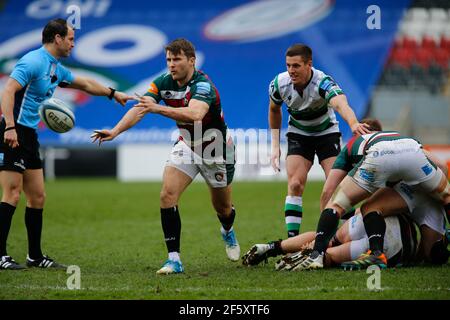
left=0, top=179, right=448, bottom=299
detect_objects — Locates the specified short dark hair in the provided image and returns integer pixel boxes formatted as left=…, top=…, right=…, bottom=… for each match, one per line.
left=42, top=18, right=69, bottom=44
left=165, top=38, right=196, bottom=59
left=360, top=118, right=383, bottom=131
left=286, top=44, right=312, bottom=62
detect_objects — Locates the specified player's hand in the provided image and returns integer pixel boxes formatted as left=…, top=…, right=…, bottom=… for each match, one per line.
left=351, top=122, right=371, bottom=136
left=134, top=96, right=159, bottom=117
left=90, top=129, right=117, bottom=146
left=113, top=91, right=134, bottom=106
left=4, top=128, right=19, bottom=148
left=271, top=148, right=281, bottom=172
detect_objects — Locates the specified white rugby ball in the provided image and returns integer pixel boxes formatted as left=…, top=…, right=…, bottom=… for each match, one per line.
left=39, top=98, right=75, bottom=133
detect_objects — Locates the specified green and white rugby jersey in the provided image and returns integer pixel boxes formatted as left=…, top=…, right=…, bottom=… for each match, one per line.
left=333, top=131, right=421, bottom=172
left=145, top=70, right=227, bottom=148
left=269, top=67, right=344, bottom=136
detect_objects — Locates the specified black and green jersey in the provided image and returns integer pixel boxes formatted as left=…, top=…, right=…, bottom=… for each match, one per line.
left=145, top=70, right=227, bottom=146
left=333, top=131, right=420, bottom=172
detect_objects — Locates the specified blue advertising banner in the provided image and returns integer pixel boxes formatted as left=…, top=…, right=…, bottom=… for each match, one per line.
left=0, top=0, right=410, bottom=145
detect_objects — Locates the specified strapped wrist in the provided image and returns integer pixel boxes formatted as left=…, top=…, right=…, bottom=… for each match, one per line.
left=4, top=126, right=15, bottom=132
left=108, top=87, right=116, bottom=100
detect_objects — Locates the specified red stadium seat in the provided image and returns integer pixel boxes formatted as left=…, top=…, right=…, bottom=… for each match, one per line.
left=402, top=36, right=418, bottom=50
left=422, top=36, right=437, bottom=50
left=433, top=48, right=450, bottom=68
left=414, top=47, right=434, bottom=68
left=440, top=37, right=450, bottom=53
left=391, top=47, right=414, bottom=67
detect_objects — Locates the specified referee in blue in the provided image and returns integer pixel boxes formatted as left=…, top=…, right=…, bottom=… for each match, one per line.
left=0, top=18, right=131, bottom=269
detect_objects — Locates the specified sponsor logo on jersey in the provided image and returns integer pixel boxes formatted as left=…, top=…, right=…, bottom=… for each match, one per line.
left=196, top=82, right=211, bottom=95
left=350, top=216, right=357, bottom=229
left=0, top=153, right=3, bottom=166
left=14, top=159, right=25, bottom=170
left=358, top=168, right=375, bottom=183
left=215, top=172, right=224, bottom=182
left=421, top=164, right=433, bottom=176
left=147, top=82, right=159, bottom=95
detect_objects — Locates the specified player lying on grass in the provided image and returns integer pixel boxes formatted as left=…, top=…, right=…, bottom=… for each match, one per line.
left=243, top=118, right=449, bottom=270
left=296, top=118, right=450, bottom=270
left=242, top=208, right=419, bottom=270
left=242, top=199, right=448, bottom=270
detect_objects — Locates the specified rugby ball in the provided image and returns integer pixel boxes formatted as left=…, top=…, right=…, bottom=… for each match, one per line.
left=39, top=98, right=75, bottom=133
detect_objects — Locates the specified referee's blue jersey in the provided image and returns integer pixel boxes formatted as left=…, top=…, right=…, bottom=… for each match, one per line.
left=8, top=46, right=74, bottom=129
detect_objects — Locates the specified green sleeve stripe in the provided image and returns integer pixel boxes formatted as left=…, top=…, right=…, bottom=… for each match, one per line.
left=326, top=89, right=344, bottom=103
left=274, top=75, right=280, bottom=94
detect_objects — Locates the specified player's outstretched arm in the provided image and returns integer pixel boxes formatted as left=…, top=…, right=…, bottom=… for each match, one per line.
left=91, top=99, right=151, bottom=146
left=68, top=76, right=133, bottom=106
left=134, top=97, right=209, bottom=123
left=0, top=78, right=23, bottom=148
left=329, top=95, right=371, bottom=135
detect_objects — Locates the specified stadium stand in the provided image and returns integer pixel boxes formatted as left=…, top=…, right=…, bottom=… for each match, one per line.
left=371, top=0, right=450, bottom=144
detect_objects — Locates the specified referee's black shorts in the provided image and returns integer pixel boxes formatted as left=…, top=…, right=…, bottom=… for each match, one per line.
left=286, top=132, right=342, bottom=163
left=0, top=120, right=42, bottom=173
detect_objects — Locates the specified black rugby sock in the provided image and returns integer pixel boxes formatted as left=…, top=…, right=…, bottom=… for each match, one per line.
left=313, top=208, right=339, bottom=255
left=0, top=202, right=16, bottom=257
left=363, top=211, right=386, bottom=254
left=25, top=207, right=43, bottom=259
left=161, top=206, right=181, bottom=253
left=217, top=207, right=236, bottom=232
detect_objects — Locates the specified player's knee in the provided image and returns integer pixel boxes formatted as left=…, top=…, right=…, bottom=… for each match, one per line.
left=2, top=185, right=22, bottom=206
left=288, top=180, right=304, bottom=195
left=214, top=202, right=232, bottom=216
left=360, top=202, right=381, bottom=216
left=160, top=189, right=178, bottom=207
left=28, top=191, right=46, bottom=208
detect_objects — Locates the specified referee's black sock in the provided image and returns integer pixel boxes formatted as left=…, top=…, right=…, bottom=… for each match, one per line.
left=313, top=208, right=339, bottom=255
left=25, top=207, right=43, bottom=260
left=363, top=211, right=386, bottom=254
left=0, top=202, right=16, bottom=257
left=161, top=206, right=181, bottom=254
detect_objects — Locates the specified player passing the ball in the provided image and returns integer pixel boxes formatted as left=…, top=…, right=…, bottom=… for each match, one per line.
left=91, top=38, right=241, bottom=275
left=0, top=18, right=130, bottom=270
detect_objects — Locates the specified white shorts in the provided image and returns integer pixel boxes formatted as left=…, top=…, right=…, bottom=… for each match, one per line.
left=348, top=213, right=403, bottom=260
left=350, top=139, right=441, bottom=194
left=166, top=139, right=235, bottom=189
left=394, top=182, right=446, bottom=235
